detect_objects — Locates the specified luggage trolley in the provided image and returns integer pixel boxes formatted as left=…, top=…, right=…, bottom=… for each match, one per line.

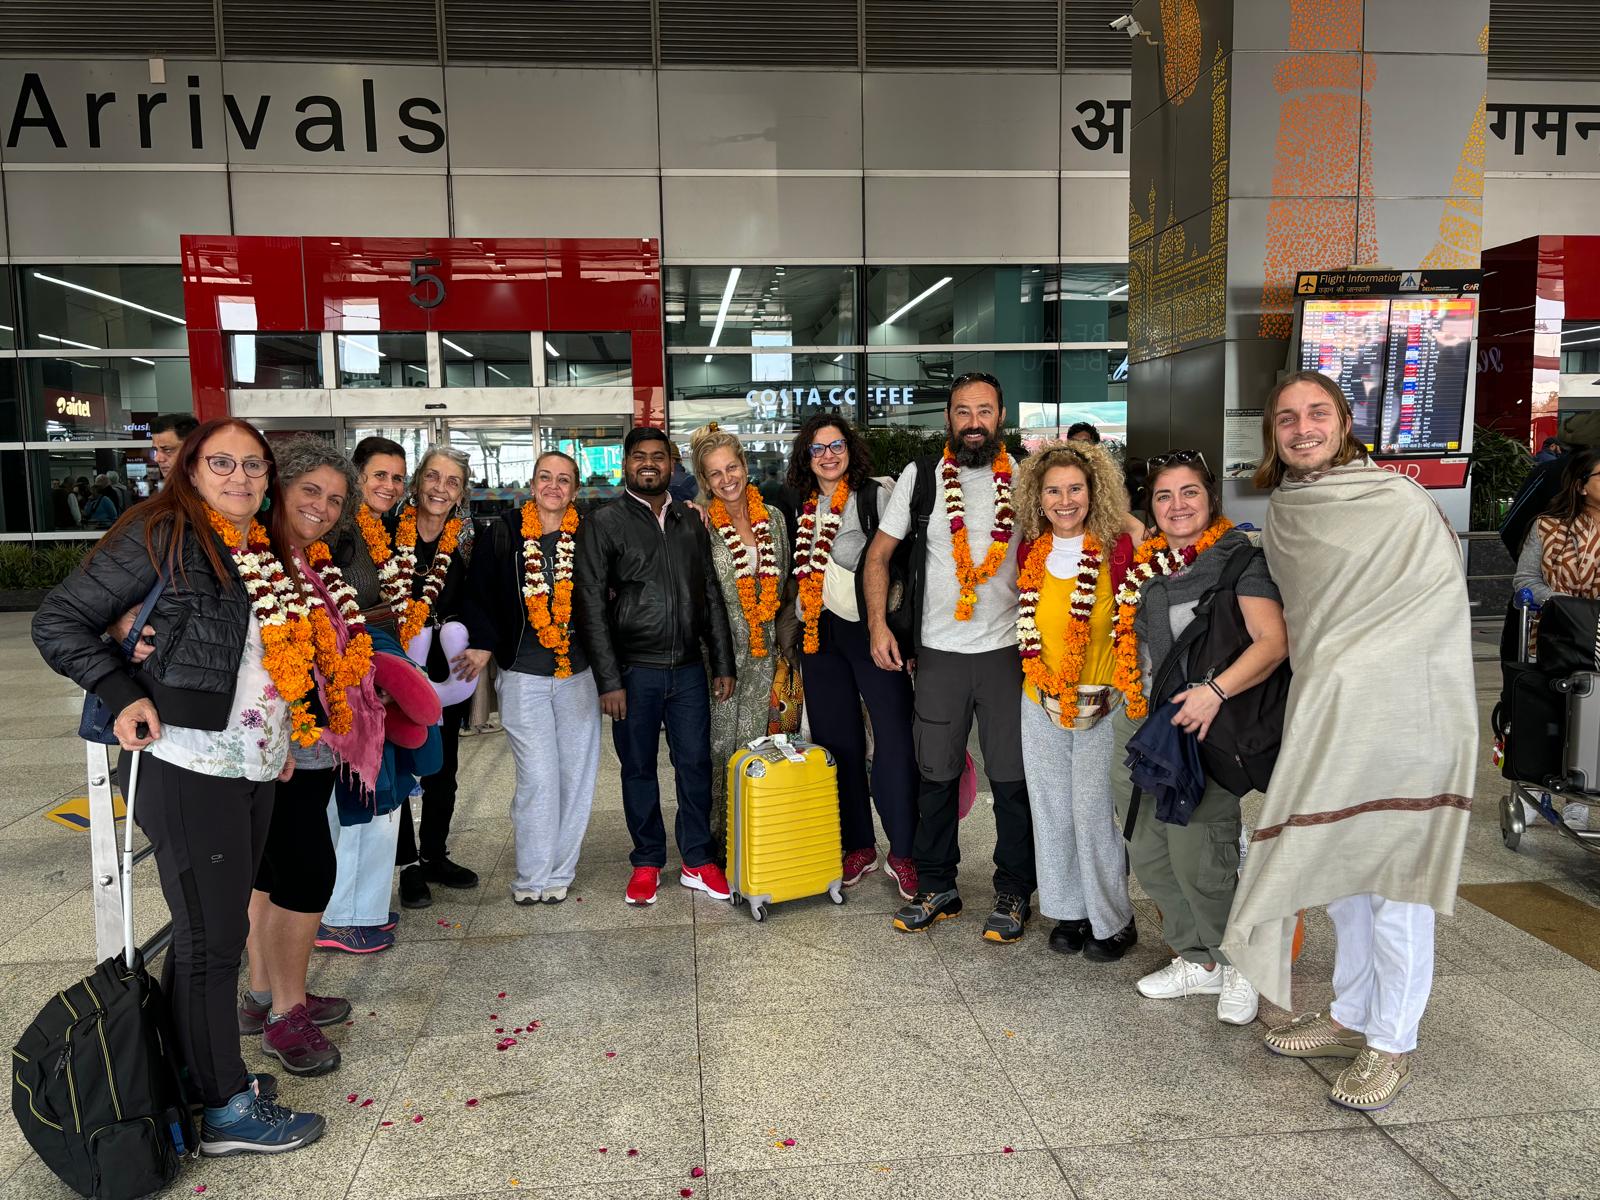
left=1495, top=590, right=1600, bottom=854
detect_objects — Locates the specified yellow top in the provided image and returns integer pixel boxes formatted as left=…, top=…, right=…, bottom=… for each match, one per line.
left=1023, top=560, right=1116, bottom=704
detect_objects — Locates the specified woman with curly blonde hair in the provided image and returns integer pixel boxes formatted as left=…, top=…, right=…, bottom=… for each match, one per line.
left=1013, top=441, right=1143, bottom=962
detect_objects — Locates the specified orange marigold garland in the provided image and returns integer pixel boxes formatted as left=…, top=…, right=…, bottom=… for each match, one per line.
left=1016, top=532, right=1104, bottom=727
left=356, top=503, right=404, bottom=606
left=521, top=501, right=580, bottom=678
left=393, top=503, right=462, bottom=645
left=205, top=507, right=321, bottom=747
left=942, top=445, right=1014, bottom=621
left=1110, top=516, right=1234, bottom=720
left=303, top=540, right=375, bottom=735
left=709, top=485, right=783, bottom=658
left=792, top=479, right=849, bottom=654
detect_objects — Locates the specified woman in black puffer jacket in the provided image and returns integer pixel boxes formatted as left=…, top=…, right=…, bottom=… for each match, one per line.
left=31, top=418, right=326, bottom=1159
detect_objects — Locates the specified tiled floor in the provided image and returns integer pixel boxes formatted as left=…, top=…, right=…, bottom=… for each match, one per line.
left=2, top=610, right=1598, bottom=1199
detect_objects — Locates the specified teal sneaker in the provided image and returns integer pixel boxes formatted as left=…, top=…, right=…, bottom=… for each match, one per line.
left=200, top=1088, right=325, bottom=1157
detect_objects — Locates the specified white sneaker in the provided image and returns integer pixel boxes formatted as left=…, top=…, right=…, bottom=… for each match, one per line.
left=513, top=888, right=541, bottom=906
left=540, top=886, right=569, bottom=904
left=1563, top=802, right=1591, bottom=830
left=1217, top=966, right=1260, bottom=1025
left=1136, top=956, right=1225, bottom=999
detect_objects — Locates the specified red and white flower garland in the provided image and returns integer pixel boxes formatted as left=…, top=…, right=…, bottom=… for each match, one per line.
left=942, top=446, right=1015, bottom=621
left=521, top=502, right=580, bottom=678
left=792, top=480, right=849, bottom=654
left=710, top=485, right=782, bottom=658
left=392, top=503, right=462, bottom=644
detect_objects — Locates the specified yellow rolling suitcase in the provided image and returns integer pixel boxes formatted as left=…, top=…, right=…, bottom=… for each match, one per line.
left=726, top=735, right=845, bottom=922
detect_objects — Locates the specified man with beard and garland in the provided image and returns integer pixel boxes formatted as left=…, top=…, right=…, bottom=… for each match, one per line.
left=575, top=426, right=738, bottom=908
left=864, top=372, right=1036, bottom=943
left=1222, top=369, right=1476, bottom=1112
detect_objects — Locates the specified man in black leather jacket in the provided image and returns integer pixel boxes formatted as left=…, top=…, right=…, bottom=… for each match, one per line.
left=575, top=427, right=737, bottom=908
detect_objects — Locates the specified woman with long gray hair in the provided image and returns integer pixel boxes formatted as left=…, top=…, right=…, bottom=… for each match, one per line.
left=389, top=445, right=480, bottom=909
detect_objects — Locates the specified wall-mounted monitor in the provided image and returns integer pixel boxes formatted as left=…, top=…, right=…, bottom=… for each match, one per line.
left=1296, top=291, right=1476, bottom=456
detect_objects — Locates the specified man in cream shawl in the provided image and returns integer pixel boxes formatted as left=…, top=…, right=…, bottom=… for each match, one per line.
left=1222, top=370, right=1476, bottom=1112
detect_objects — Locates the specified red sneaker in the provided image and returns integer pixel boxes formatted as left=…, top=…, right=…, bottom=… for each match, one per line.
left=842, top=847, right=878, bottom=887
left=680, top=862, right=731, bottom=901
left=625, top=866, right=661, bottom=906
left=885, top=855, right=918, bottom=901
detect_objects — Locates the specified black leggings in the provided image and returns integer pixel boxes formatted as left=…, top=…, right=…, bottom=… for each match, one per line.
left=119, top=752, right=274, bottom=1110
left=253, top=764, right=337, bottom=914
left=397, top=697, right=470, bottom=865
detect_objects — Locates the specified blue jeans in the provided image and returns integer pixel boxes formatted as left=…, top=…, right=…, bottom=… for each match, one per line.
left=612, top=664, right=715, bottom=869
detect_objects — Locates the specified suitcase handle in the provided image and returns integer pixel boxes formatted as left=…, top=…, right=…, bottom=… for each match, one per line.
left=122, top=751, right=140, bottom=968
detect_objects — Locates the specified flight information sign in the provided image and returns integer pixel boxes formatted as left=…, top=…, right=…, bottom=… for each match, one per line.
left=1294, top=281, right=1477, bottom=457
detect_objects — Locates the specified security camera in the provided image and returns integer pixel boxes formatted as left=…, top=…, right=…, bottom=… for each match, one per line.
left=1110, top=14, right=1146, bottom=38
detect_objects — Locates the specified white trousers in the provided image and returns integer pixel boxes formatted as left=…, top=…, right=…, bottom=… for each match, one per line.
left=1327, top=893, right=1436, bottom=1054
left=497, top=667, right=601, bottom=894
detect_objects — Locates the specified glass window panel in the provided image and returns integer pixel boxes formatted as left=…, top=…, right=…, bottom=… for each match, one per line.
left=665, top=266, right=856, bottom=348
left=1054, top=264, right=1129, bottom=343
left=448, top=422, right=537, bottom=495
left=543, top=332, right=632, bottom=387
left=336, top=332, right=429, bottom=389
left=1057, top=349, right=1128, bottom=446
left=28, top=447, right=158, bottom=534
left=2, top=450, right=30, bottom=534
left=344, top=424, right=430, bottom=471
left=20, top=265, right=187, bottom=352
left=864, top=350, right=1055, bottom=434
left=542, top=419, right=628, bottom=503
left=230, top=334, right=320, bottom=389
left=866, top=266, right=1053, bottom=347
left=24, top=357, right=193, bottom=443
left=441, top=333, right=532, bottom=388
left=1562, top=320, right=1600, bottom=375
left=0, top=359, right=21, bottom=443
left=668, top=352, right=857, bottom=487
left=0, top=267, right=16, bottom=351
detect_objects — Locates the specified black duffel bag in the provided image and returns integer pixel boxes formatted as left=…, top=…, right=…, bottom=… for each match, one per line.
left=1532, top=595, right=1600, bottom=679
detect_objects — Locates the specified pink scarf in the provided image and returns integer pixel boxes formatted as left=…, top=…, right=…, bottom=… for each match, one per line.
left=296, top=549, right=386, bottom=794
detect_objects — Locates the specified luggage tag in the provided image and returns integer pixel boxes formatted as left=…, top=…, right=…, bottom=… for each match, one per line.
left=749, top=733, right=809, bottom=765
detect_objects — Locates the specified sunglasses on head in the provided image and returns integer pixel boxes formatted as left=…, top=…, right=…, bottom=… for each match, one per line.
left=1147, top=449, right=1211, bottom=477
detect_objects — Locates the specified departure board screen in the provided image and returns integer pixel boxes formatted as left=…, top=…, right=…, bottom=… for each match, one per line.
left=1378, top=298, right=1475, bottom=454
left=1296, top=294, right=1476, bottom=455
left=1299, top=299, right=1388, bottom=448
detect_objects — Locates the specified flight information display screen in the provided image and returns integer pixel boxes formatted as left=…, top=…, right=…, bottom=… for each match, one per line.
left=1297, top=294, right=1476, bottom=455
left=1299, top=299, right=1388, bottom=448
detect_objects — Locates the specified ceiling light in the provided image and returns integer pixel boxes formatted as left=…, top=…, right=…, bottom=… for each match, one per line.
left=40, top=332, right=101, bottom=350
left=544, top=340, right=560, bottom=358
left=0, top=323, right=12, bottom=332
left=131, top=357, right=155, bottom=366
left=1107, top=282, right=1129, bottom=296
left=705, top=354, right=713, bottom=363
left=441, top=338, right=473, bottom=358
left=710, top=268, right=741, bottom=347
left=32, top=271, right=186, bottom=325
left=884, top=276, right=953, bottom=325
left=488, top=365, right=510, bottom=380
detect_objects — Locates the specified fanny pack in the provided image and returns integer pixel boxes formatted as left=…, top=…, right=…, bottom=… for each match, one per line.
left=1039, top=683, right=1122, bottom=731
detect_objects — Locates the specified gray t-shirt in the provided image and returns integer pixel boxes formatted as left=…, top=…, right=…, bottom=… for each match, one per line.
left=878, top=459, right=1019, bottom=654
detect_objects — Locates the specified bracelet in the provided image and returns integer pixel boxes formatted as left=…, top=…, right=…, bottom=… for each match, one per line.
left=1206, top=679, right=1229, bottom=702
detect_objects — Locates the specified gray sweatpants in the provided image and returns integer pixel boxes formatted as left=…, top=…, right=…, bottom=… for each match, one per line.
left=497, top=667, right=602, bottom=894
left=1020, top=695, right=1133, bottom=937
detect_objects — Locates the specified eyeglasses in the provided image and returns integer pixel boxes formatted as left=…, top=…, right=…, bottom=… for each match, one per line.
left=808, top=438, right=848, bottom=459
left=1147, top=448, right=1211, bottom=477
left=203, top=454, right=271, bottom=479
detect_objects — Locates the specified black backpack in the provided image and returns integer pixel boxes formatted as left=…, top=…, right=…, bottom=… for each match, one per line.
left=1150, top=544, right=1292, bottom=797
left=881, top=454, right=940, bottom=659
left=12, top=752, right=193, bottom=1200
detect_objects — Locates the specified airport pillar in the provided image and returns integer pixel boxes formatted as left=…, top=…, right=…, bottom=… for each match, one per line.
left=1124, top=0, right=1488, bottom=470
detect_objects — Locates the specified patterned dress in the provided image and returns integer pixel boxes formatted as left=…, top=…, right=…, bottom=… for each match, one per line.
left=707, top=514, right=793, bottom=850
